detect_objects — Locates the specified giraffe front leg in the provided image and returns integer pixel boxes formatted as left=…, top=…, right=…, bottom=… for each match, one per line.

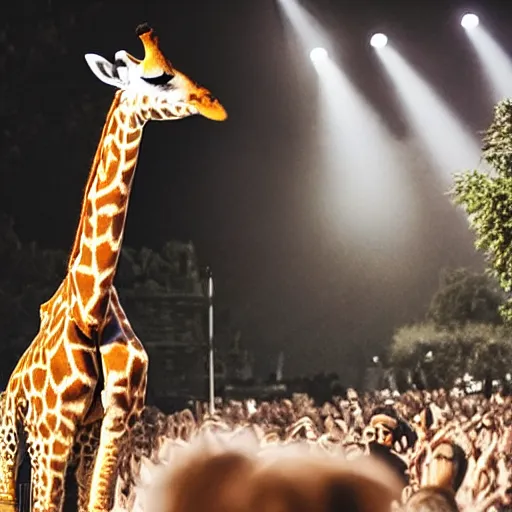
left=0, top=402, right=20, bottom=512
left=87, top=343, right=147, bottom=512
left=0, top=440, right=17, bottom=512
left=0, top=432, right=18, bottom=512
left=30, top=434, right=75, bottom=512
left=0, top=503, right=17, bottom=512
left=74, top=421, right=101, bottom=512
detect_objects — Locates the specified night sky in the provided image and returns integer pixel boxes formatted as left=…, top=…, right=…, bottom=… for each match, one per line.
left=2, top=0, right=512, bottom=378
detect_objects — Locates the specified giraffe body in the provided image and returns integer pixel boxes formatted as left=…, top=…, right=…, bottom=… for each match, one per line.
left=0, top=24, right=226, bottom=512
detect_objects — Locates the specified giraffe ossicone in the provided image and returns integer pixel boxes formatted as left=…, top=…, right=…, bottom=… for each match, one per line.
left=85, top=24, right=227, bottom=122
left=0, top=23, right=226, bottom=512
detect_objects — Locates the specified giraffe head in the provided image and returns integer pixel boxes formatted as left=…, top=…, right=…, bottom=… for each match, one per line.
left=84, top=24, right=227, bottom=122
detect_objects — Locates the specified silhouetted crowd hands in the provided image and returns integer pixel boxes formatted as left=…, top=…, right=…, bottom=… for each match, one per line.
left=113, top=388, right=512, bottom=512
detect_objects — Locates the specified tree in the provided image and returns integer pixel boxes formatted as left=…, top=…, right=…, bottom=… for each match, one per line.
left=426, top=267, right=504, bottom=328
left=452, top=99, right=512, bottom=322
left=389, top=265, right=510, bottom=389
left=389, top=322, right=512, bottom=389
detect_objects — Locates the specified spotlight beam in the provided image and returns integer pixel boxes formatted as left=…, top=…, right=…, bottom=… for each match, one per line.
left=276, top=0, right=330, bottom=58
left=374, top=45, right=482, bottom=184
left=463, top=24, right=512, bottom=102
left=278, top=0, right=418, bottom=257
left=314, top=57, right=417, bottom=251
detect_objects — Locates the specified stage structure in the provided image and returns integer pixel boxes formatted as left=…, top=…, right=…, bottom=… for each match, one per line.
left=120, top=242, right=211, bottom=410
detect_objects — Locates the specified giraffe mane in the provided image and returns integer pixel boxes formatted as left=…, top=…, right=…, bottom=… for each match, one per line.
left=67, top=91, right=122, bottom=269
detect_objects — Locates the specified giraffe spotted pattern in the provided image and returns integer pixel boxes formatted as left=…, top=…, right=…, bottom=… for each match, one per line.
left=0, top=24, right=226, bottom=512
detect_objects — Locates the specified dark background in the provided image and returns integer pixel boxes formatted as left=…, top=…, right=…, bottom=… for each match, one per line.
left=1, top=0, right=510, bottom=377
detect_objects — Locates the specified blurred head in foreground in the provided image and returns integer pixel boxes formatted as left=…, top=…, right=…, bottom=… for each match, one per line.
left=143, top=431, right=402, bottom=512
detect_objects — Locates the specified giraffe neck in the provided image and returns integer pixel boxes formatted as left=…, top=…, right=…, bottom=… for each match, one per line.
left=68, top=90, right=146, bottom=332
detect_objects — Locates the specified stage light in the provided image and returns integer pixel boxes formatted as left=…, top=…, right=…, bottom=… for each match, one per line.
left=310, top=47, right=328, bottom=63
left=462, top=15, right=512, bottom=101
left=315, top=57, right=416, bottom=255
left=370, top=33, right=388, bottom=49
left=461, top=13, right=479, bottom=30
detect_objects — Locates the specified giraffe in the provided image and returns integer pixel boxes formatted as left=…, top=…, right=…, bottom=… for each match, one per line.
left=0, top=23, right=227, bottom=512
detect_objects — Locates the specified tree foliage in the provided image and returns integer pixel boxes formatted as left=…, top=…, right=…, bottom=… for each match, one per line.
left=390, top=267, right=509, bottom=389
left=389, top=322, right=512, bottom=388
left=426, top=267, right=504, bottom=328
left=117, top=241, right=202, bottom=294
left=452, top=100, right=512, bottom=321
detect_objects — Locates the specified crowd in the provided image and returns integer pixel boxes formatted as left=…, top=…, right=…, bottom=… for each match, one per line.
left=109, top=387, right=512, bottom=512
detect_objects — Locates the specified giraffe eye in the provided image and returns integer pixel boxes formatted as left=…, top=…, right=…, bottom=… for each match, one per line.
left=141, top=73, right=174, bottom=86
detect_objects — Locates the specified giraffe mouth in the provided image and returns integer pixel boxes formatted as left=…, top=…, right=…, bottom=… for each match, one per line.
left=195, top=102, right=228, bottom=121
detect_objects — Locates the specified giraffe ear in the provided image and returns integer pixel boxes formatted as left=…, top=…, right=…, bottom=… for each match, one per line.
left=84, top=53, right=127, bottom=88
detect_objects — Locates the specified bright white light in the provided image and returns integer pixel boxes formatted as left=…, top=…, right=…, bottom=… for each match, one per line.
left=276, top=0, right=331, bottom=60
left=374, top=45, right=483, bottom=184
left=315, top=58, right=417, bottom=258
left=463, top=21, right=512, bottom=102
left=370, top=33, right=388, bottom=48
left=310, top=47, right=328, bottom=63
left=461, top=13, right=479, bottom=30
